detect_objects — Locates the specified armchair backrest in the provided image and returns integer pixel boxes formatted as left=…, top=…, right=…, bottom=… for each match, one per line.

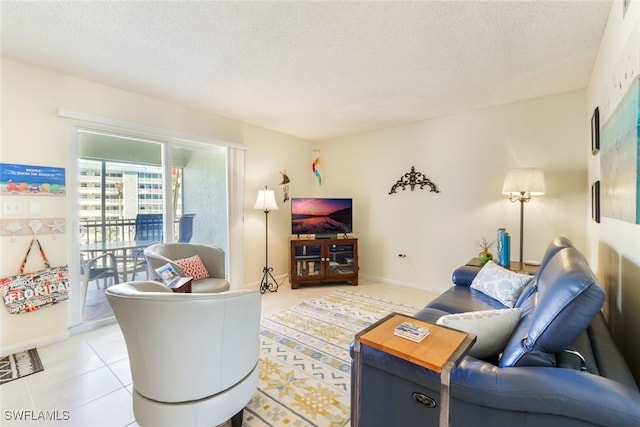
left=144, top=242, right=225, bottom=280
left=105, top=281, right=261, bottom=403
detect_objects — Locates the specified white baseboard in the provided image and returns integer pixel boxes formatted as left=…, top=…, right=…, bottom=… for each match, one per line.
left=0, top=331, right=70, bottom=358
left=244, top=273, right=289, bottom=291
left=69, top=317, right=117, bottom=336
left=358, top=273, right=446, bottom=295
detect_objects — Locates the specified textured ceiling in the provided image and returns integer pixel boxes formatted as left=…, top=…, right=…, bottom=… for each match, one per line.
left=1, top=1, right=612, bottom=141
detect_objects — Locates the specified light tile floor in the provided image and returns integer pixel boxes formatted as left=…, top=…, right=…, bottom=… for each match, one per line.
left=1, top=278, right=438, bottom=427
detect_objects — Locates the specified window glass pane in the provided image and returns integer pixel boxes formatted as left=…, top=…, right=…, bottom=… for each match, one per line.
left=171, top=146, right=227, bottom=251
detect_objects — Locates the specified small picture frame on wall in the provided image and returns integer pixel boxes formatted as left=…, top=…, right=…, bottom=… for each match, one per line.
left=591, top=107, right=600, bottom=155
left=592, top=180, right=600, bottom=223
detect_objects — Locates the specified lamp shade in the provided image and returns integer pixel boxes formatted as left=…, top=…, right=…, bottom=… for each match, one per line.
left=253, top=188, right=279, bottom=211
left=502, top=168, right=545, bottom=197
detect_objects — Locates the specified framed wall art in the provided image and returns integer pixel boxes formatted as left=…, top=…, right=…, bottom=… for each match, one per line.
left=592, top=180, right=600, bottom=223
left=591, top=107, right=600, bottom=155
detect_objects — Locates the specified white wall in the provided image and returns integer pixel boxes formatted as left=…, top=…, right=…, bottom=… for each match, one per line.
left=586, top=0, right=640, bottom=381
left=2, top=8, right=629, bottom=361
left=318, top=90, right=588, bottom=291
left=0, top=58, right=311, bottom=353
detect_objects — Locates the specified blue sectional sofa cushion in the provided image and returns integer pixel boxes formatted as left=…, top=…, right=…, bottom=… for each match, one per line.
left=500, top=247, right=606, bottom=367
left=352, top=237, right=640, bottom=427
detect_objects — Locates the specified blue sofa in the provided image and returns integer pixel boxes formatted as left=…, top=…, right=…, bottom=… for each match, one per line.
left=352, top=237, right=640, bottom=426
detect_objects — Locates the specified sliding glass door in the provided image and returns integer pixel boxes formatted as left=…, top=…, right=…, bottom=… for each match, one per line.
left=76, top=131, right=227, bottom=324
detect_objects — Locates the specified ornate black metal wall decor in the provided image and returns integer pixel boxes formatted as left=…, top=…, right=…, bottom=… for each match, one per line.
left=389, top=166, right=440, bottom=195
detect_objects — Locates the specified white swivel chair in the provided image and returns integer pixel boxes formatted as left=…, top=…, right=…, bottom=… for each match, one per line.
left=144, top=243, right=230, bottom=293
left=105, top=281, right=261, bottom=427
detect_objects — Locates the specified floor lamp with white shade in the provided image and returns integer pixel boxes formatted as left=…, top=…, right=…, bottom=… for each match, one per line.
left=502, top=168, right=545, bottom=264
left=254, top=186, right=279, bottom=294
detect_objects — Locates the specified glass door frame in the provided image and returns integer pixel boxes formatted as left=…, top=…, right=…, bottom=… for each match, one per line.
left=63, top=111, right=246, bottom=331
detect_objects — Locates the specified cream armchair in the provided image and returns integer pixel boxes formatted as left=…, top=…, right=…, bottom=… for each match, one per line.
left=144, top=243, right=230, bottom=293
left=105, top=281, right=261, bottom=427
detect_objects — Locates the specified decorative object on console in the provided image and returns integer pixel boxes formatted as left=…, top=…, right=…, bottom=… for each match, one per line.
left=502, top=167, right=545, bottom=263
left=499, top=231, right=511, bottom=267
left=254, top=186, right=279, bottom=294
left=388, top=166, right=440, bottom=194
left=475, top=237, right=494, bottom=264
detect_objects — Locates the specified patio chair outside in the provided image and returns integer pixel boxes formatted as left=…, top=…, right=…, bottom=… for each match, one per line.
left=130, top=214, right=163, bottom=280
left=80, top=252, right=120, bottom=314
left=178, top=214, right=196, bottom=243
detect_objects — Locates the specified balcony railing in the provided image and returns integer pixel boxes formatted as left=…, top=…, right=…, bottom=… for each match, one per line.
left=80, top=218, right=181, bottom=244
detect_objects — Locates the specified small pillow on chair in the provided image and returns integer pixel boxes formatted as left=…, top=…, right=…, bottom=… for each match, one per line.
left=175, top=255, right=210, bottom=280
left=437, top=308, right=522, bottom=359
left=470, top=261, right=532, bottom=308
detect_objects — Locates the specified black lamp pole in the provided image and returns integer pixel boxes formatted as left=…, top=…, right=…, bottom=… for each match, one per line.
left=259, top=207, right=279, bottom=294
left=518, top=193, right=525, bottom=264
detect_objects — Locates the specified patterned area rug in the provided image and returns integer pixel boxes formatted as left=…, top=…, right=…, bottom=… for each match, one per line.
left=245, top=290, right=418, bottom=427
left=0, top=348, right=44, bottom=385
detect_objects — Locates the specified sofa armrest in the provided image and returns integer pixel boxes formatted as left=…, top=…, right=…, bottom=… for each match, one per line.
left=355, top=345, right=640, bottom=427
left=451, top=359, right=640, bottom=426
left=451, top=265, right=481, bottom=287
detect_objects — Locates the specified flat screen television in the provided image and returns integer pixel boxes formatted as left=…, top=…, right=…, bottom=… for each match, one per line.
left=291, top=198, right=353, bottom=237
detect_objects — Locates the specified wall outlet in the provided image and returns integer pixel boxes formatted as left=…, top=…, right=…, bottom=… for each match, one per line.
left=2, top=201, right=23, bottom=215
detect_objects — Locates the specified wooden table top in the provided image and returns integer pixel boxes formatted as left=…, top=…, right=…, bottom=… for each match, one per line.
left=358, top=313, right=476, bottom=373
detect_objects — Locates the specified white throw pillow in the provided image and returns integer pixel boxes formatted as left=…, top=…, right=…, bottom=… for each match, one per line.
left=436, top=308, right=523, bottom=359
left=470, top=260, right=532, bottom=308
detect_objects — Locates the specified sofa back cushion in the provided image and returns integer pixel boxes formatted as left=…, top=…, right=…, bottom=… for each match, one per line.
left=499, top=247, right=605, bottom=367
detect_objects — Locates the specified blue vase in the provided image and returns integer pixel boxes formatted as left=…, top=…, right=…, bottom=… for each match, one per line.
left=500, top=233, right=511, bottom=268
left=496, top=228, right=506, bottom=264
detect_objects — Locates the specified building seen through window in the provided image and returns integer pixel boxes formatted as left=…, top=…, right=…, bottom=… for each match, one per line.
left=78, top=158, right=183, bottom=243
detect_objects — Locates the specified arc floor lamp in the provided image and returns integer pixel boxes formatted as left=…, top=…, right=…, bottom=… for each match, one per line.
left=502, top=168, right=545, bottom=264
left=254, top=186, right=279, bottom=293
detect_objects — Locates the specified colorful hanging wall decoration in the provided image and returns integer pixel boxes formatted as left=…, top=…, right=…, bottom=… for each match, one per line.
left=312, top=158, right=322, bottom=185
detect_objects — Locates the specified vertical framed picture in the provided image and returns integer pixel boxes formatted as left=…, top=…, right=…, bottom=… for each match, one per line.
left=591, top=107, right=600, bottom=155
left=591, top=180, right=600, bottom=223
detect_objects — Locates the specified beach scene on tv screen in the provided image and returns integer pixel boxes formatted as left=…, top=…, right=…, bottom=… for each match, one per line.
left=291, top=198, right=352, bottom=234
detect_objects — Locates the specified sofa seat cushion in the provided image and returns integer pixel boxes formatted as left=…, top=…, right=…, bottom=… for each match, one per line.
left=191, top=277, right=230, bottom=293
left=499, top=248, right=605, bottom=368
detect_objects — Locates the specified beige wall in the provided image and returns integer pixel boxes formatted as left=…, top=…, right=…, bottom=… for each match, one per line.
left=2, top=4, right=638, bottom=380
left=586, top=0, right=640, bottom=382
left=317, top=91, right=588, bottom=289
left=0, top=59, right=593, bottom=353
left=0, top=58, right=312, bottom=352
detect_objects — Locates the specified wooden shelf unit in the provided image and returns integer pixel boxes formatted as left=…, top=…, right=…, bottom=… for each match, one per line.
left=289, top=236, right=358, bottom=289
